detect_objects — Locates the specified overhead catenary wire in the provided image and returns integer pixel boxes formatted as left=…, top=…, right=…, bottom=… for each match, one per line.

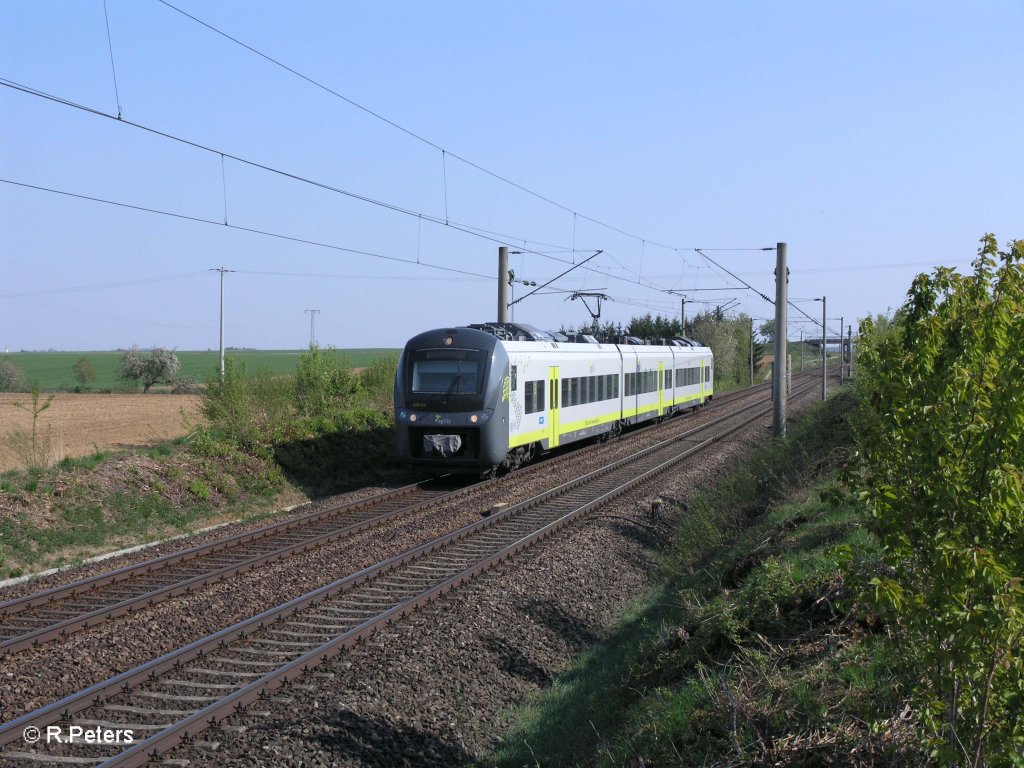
left=1, top=63, right=811, bottom=322
left=0, top=268, right=209, bottom=300
left=101, top=0, right=122, bottom=119
left=156, top=0, right=785, bottom=262
left=0, top=77, right=683, bottom=298
left=155, top=0, right=682, bottom=250
left=0, top=177, right=495, bottom=281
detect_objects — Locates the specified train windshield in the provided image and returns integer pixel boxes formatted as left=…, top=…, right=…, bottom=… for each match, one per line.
left=410, top=349, right=486, bottom=394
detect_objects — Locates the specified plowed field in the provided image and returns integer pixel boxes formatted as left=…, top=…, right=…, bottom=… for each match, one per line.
left=0, top=394, right=203, bottom=472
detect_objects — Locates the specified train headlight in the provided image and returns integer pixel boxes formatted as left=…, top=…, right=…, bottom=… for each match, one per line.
left=409, top=413, right=418, bottom=422
left=469, top=414, right=478, bottom=423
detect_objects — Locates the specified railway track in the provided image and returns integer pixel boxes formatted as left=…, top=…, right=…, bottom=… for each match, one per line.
left=0, top=376, right=821, bottom=766
left=0, top=376, right=780, bottom=658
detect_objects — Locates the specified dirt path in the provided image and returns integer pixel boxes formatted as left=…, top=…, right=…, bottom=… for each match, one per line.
left=0, top=393, right=203, bottom=472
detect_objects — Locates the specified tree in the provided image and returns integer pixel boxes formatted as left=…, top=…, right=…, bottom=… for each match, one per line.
left=0, top=359, right=25, bottom=392
left=758, top=318, right=776, bottom=344
left=751, top=330, right=764, bottom=380
left=72, top=356, right=96, bottom=390
left=858, top=234, right=1024, bottom=764
left=120, top=346, right=180, bottom=393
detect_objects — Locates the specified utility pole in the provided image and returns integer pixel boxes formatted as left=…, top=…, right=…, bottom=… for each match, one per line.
left=749, top=316, right=754, bottom=385
left=498, top=246, right=509, bottom=323
left=821, top=296, right=827, bottom=400
left=848, top=324, right=853, bottom=379
left=839, top=315, right=844, bottom=383
left=773, top=243, right=788, bottom=437
left=799, top=330, right=803, bottom=372
left=210, top=267, right=233, bottom=377
left=305, top=309, right=320, bottom=347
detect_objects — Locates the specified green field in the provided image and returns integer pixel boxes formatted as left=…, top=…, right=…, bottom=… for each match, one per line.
left=1, top=349, right=399, bottom=391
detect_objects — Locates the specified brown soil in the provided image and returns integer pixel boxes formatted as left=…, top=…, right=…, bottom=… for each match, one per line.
left=0, top=393, right=203, bottom=473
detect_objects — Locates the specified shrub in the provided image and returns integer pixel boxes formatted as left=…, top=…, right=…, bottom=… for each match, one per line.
left=360, top=356, right=398, bottom=408
left=294, top=345, right=360, bottom=420
left=171, top=377, right=203, bottom=394
left=857, top=234, right=1024, bottom=765
left=0, top=359, right=25, bottom=392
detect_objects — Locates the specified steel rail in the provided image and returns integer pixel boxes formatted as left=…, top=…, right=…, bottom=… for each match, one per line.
left=0, top=375, right=782, bottom=657
left=0, top=379, right=821, bottom=765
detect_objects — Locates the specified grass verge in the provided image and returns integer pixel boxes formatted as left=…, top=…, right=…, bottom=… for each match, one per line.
left=0, top=437, right=288, bottom=579
left=490, top=391, right=922, bottom=767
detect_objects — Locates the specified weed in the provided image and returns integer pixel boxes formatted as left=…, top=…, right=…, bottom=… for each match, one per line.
left=189, top=480, right=210, bottom=500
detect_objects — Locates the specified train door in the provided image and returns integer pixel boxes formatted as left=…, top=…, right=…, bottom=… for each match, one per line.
left=548, top=366, right=560, bottom=448
left=657, top=362, right=665, bottom=417
left=700, top=360, right=705, bottom=403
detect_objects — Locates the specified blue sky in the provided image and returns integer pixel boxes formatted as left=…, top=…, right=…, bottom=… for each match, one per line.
left=2, top=1, right=1021, bottom=351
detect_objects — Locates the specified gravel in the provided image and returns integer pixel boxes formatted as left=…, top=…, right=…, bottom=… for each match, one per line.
left=159, top=384, right=827, bottom=766
left=0, top=380, right=821, bottom=757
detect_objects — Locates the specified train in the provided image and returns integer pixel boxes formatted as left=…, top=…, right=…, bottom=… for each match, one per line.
left=394, top=322, right=714, bottom=475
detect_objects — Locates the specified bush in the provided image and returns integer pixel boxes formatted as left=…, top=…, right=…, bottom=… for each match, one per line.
left=857, top=234, right=1024, bottom=765
left=171, top=377, right=203, bottom=395
left=360, top=356, right=398, bottom=408
left=0, top=359, right=25, bottom=392
left=294, top=345, right=361, bottom=420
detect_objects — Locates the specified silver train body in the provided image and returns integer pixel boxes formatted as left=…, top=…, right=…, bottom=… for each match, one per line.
left=394, top=323, right=713, bottom=473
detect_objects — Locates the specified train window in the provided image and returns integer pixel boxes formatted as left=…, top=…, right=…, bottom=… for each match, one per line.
left=561, top=379, right=569, bottom=406
left=411, top=358, right=480, bottom=393
left=597, top=375, right=605, bottom=401
left=664, top=370, right=672, bottom=389
left=511, top=366, right=517, bottom=390
left=705, top=365, right=711, bottom=382
left=525, top=380, right=546, bottom=414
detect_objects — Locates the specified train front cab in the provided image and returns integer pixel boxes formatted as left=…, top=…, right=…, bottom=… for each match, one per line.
left=394, top=327, right=510, bottom=472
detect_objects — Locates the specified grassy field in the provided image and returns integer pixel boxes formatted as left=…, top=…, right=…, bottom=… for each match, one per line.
left=2, top=349, right=399, bottom=391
